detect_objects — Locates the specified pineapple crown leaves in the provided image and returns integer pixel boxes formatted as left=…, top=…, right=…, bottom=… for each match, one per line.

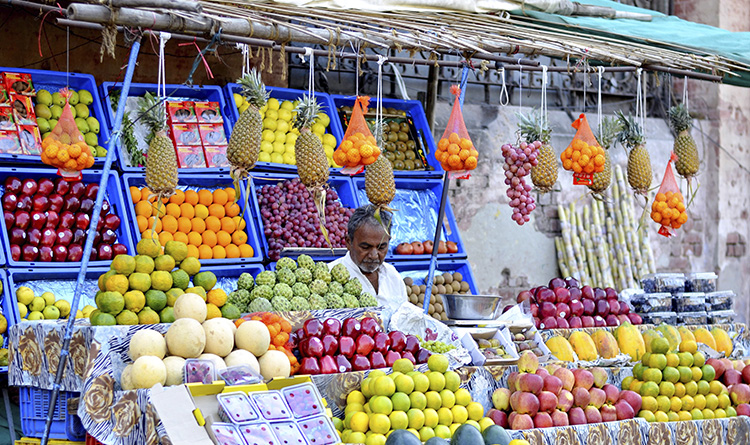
left=668, top=103, right=693, bottom=133
left=293, top=94, right=322, bottom=131
left=615, top=111, right=645, bottom=149
left=597, top=116, right=622, bottom=150
left=137, top=92, right=167, bottom=135
left=516, top=109, right=551, bottom=144
left=237, top=69, right=269, bottom=109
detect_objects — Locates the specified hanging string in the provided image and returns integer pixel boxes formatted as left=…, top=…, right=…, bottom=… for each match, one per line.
left=301, top=47, right=315, bottom=100
left=236, top=43, right=250, bottom=77
left=640, top=69, right=646, bottom=131
left=518, top=61, right=523, bottom=111
left=540, top=65, right=548, bottom=130
left=582, top=70, right=587, bottom=113
left=682, top=76, right=689, bottom=110
left=635, top=68, right=643, bottom=130
left=375, top=55, right=387, bottom=146
left=66, top=27, right=70, bottom=88
left=157, top=32, right=171, bottom=122
left=499, top=66, right=509, bottom=106
left=597, top=66, right=604, bottom=141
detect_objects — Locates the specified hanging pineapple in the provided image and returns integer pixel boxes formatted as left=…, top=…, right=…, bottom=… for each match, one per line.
left=138, top=92, right=178, bottom=207
left=616, top=111, right=651, bottom=195
left=518, top=110, right=557, bottom=193
left=588, top=117, right=621, bottom=195
left=365, top=148, right=396, bottom=209
left=227, top=69, right=269, bottom=197
left=668, top=104, right=699, bottom=179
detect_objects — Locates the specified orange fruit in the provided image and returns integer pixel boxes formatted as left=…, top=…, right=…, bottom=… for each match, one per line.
left=563, top=159, right=573, bottom=170
left=184, top=190, right=199, bottom=206
left=198, top=245, right=213, bottom=259
left=205, top=216, right=221, bottom=233
left=438, top=138, right=449, bottom=151
left=459, top=138, right=472, bottom=150
left=225, top=244, right=240, bottom=258
left=212, top=189, right=228, bottom=206
left=217, top=230, right=232, bottom=247
left=198, top=189, right=213, bottom=206
left=179, top=203, right=195, bottom=220
left=194, top=204, right=209, bottom=220
left=169, top=190, right=185, bottom=205
left=225, top=202, right=241, bottom=217
left=158, top=231, right=173, bottom=245
left=165, top=203, right=181, bottom=219
left=137, top=215, right=148, bottom=233
left=232, top=216, right=246, bottom=231
left=147, top=216, right=163, bottom=233
left=459, top=150, right=470, bottom=161
left=187, top=231, right=203, bottom=246
left=212, top=245, right=226, bottom=259
left=448, top=132, right=460, bottom=144
left=173, top=232, right=189, bottom=244
left=151, top=202, right=166, bottom=217
left=209, top=204, right=226, bottom=218
left=129, top=186, right=142, bottom=204
left=220, top=217, right=236, bottom=233
left=652, top=212, right=662, bottom=223
left=232, top=230, right=248, bottom=245
left=141, top=187, right=156, bottom=203
left=177, top=217, right=192, bottom=234
left=135, top=200, right=152, bottom=218
left=447, top=144, right=460, bottom=155
left=225, top=187, right=236, bottom=202
left=186, top=244, right=200, bottom=259
left=202, top=230, right=218, bottom=247
left=141, top=230, right=159, bottom=242
left=465, top=156, right=477, bottom=170
left=162, top=215, right=178, bottom=234
left=238, top=244, right=254, bottom=258
left=191, top=218, right=206, bottom=234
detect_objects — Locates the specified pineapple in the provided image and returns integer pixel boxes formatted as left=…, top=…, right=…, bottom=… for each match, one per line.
left=616, top=111, right=651, bottom=195
left=138, top=92, right=178, bottom=202
left=293, top=95, right=329, bottom=190
left=365, top=150, right=395, bottom=208
left=668, top=104, right=699, bottom=178
left=588, top=117, right=621, bottom=195
left=227, top=69, right=268, bottom=193
left=518, top=110, right=557, bottom=193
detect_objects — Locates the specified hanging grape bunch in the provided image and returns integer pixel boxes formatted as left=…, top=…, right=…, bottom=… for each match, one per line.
left=502, top=141, right=540, bottom=225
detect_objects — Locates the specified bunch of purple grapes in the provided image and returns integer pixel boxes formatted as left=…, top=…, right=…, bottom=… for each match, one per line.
left=257, top=178, right=354, bottom=260
left=502, top=140, right=541, bottom=225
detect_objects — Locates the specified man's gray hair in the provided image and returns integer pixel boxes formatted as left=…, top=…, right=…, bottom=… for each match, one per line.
left=348, top=205, right=393, bottom=241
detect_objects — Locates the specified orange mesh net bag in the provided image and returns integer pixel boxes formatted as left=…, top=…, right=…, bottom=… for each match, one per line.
left=333, top=96, right=380, bottom=175
left=560, top=113, right=606, bottom=185
left=650, top=152, right=688, bottom=237
left=436, top=85, right=477, bottom=179
left=40, top=88, right=94, bottom=180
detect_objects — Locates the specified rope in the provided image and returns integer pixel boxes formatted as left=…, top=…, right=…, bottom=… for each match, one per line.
left=597, top=66, right=604, bottom=141
left=682, top=76, right=689, bottom=110
left=375, top=54, right=387, bottom=146
left=236, top=42, right=250, bottom=77
left=540, top=64, right=548, bottom=130
left=635, top=68, right=643, bottom=130
left=302, top=47, right=315, bottom=100
left=499, top=66, right=509, bottom=106
left=518, top=60, right=523, bottom=111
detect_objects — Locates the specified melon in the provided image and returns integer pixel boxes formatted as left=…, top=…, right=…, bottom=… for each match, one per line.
left=224, top=349, right=260, bottom=374
left=202, top=318, right=234, bottom=357
left=128, top=328, right=167, bottom=361
left=120, top=364, right=134, bottom=390
left=163, top=356, right=186, bottom=386
left=131, top=355, right=167, bottom=389
left=165, top=318, right=206, bottom=358
left=199, top=353, right=227, bottom=373
left=173, top=293, right=207, bottom=323
left=235, top=320, right=270, bottom=356
left=258, top=350, right=291, bottom=379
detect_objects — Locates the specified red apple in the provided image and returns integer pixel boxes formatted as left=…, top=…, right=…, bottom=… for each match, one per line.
left=72, top=228, right=86, bottom=245
left=416, top=348, right=431, bottom=364
left=67, top=244, right=83, bottom=261
left=58, top=211, right=75, bottom=229
left=101, top=229, right=117, bottom=245
left=581, top=316, right=595, bottom=327
left=605, top=314, right=621, bottom=327
left=581, top=286, right=595, bottom=300
left=593, top=316, right=606, bottom=327
left=2, top=193, right=18, bottom=211
left=556, top=317, right=569, bottom=329
left=540, top=302, right=556, bottom=318
left=404, top=335, right=420, bottom=355
left=14, top=210, right=30, bottom=230
left=56, top=228, right=73, bottom=246
left=517, top=290, right=533, bottom=304
left=369, top=351, right=386, bottom=368
left=112, top=243, right=128, bottom=256
left=401, top=351, right=415, bottom=364
left=356, top=334, right=375, bottom=356
left=565, top=277, right=580, bottom=288
left=4, top=211, right=14, bottom=228
left=84, top=183, right=99, bottom=200
left=335, top=355, right=352, bottom=373
left=604, top=287, right=618, bottom=299
left=21, top=178, right=38, bottom=196
left=48, top=194, right=63, bottom=213
left=304, top=319, right=324, bottom=338
left=305, top=337, right=324, bottom=358
left=342, top=318, right=361, bottom=338
left=568, top=287, right=582, bottom=301
left=554, top=287, right=571, bottom=304
left=299, top=357, right=320, bottom=375
left=351, top=354, right=370, bottom=371
left=607, top=299, right=620, bottom=315
left=104, top=214, right=121, bottom=231
left=582, top=299, right=595, bottom=315
left=595, top=300, right=610, bottom=317
left=321, top=335, right=338, bottom=356
left=323, top=318, right=342, bottom=337
left=339, top=336, right=355, bottom=358
left=373, top=332, right=390, bottom=354
left=569, top=300, right=584, bottom=317
left=388, top=331, right=406, bottom=353
left=39, top=245, right=53, bottom=262
left=27, top=228, right=41, bottom=246
left=68, top=181, right=85, bottom=198
left=22, top=244, right=39, bottom=261
left=537, top=288, right=555, bottom=303
left=45, top=211, right=59, bottom=229
left=40, top=228, right=56, bottom=247
left=10, top=244, right=20, bottom=261
left=556, top=302, right=570, bottom=318
left=4, top=177, right=21, bottom=194
left=30, top=211, right=46, bottom=230
left=548, top=278, right=566, bottom=290
left=9, top=227, right=26, bottom=245
left=79, top=198, right=94, bottom=214
left=385, top=351, right=401, bottom=367
left=75, top=213, right=90, bottom=230
left=37, top=178, right=54, bottom=195
left=53, top=178, right=69, bottom=195
left=541, top=316, right=557, bottom=329
left=32, top=195, right=49, bottom=212
left=593, top=288, right=607, bottom=301
left=360, top=317, right=381, bottom=337
left=627, top=313, right=643, bottom=324
left=568, top=316, right=582, bottom=328
left=319, top=356, right=337, bottom=374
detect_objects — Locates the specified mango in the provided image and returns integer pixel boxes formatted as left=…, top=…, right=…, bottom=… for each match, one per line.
left=614, top=322, right=647, bottom=361
left=546, top=336, right=577, bottom=362
left=694, top=328, right=717, bottom=351
left=656, top=324, right=681, bottom=352
left=678, top=326, right=696, bottom=343
left=568, top=331, right=598, bottom=362
left=641, top=329, right=664, bottom=353
left=710, top=327, right=733, bottom=356
left=591, top=330, right=621, bottom=359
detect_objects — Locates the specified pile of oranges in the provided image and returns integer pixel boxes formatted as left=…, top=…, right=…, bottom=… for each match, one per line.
left=239, top=312, right=298, bottom=374
left=130, top=185, right=254, bottom=260
left=436, top=132, right=478, bottom=171
left=40, top=138, right=95, bottom=172
left=651, top=190, right=688, bottom=230
left=333, top=132, right=380, bottom=168
left=561, top=139, right=606, bottom=175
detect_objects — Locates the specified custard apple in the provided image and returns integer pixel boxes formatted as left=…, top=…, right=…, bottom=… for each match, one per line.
left=325, top=294, right=345, bottom=309
left=309, top=279, right=328, bottom=296
left=271, top=296, right=291, bottom=312
left=359, top=292, right=378, bottom=307
left=276, top=257, right=298, bottom=271
left=327, top=281, right=344, bottom=297
left=276, top=268, right=296, bottom=286
left=237, top=273, right=255, bottom=291
left=250, top=284, right=273, bottom=301
left=344, top=278, right=362, bottom=296
left=248, top=297, right=273, bottom=313
left=292, top=282, right=311, bottom=299
left=308, top=294, right=327, bottom=310
left=255, top=271, right=276, bottom=287
left=341, top=293, right=360, bottom=309
left=295, top=267, right=313, bottom=284
left=314, top=264, right=332, bottom=283
left=273, top=283, right=293, bottom=299
left=331, top=263, right=350, bottom=284
left=289, top=296, right=310, bottom=311
left=298, top=254, right=315, bottom=270
left=227, top=289, right=250, bottom=311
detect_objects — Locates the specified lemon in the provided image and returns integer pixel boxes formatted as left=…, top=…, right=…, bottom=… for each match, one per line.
left=667, top=411, right=680, bottom=422
left=389, top=410, right=408, bottom=430
left=428, top=373, right=446, bottom=392
left=693, top=352, right=706, bottom=367
left=681, top=394, right=695, bottom=410
left=434, top=424, right=451, bottom=439
left=348, top=432, right=366, bottom=443
left=273, top=131, right=287, bottom=144
left=347, top=391, right=365, bottom=405
left=82, top=305, right=96, bottom=317
left=282, top=152, right=295, bottom=165
left=263, top=118, right=277, bottom=131
left=642, top=368, right=663, bottom=384
left=412, top=373, right=429, bottom=393
left=454, top=388, right=472, bottom=406
left=690, top=408, right=703, bottom=420
left=345, top=403, right=364, bottom=415
left=702, top=409, right=715, bottom=420
left=311, top=123, right=326, bottom=136
left=259, top=152, right=272, bottom=163
left=640, top=381, right=660, bottom=398
left=649, top=354, right=667, bottom=370
left=16, top=286, right=35, bottom=305
left=373, top=376, right=396, bottom=397
left=29, top=297, right=46, bottom=312
left=277, top=108, right=292, bottom=122
left=407, top=408, right=425, bottom=429
left=714, top=408, right=727, bottom=418
left=423, top=408, right=438, bottom=428
left=654, top=411, right=669, bottom=422
left=419, top=426, right=435, bottom=442
left=425, top=391, right=442, bottom=410
left=685, top=381, right=698, bottom=396
left=718, top=393, right=731, bottom=409
left=239, top=103, right=249, bottom=113
left=395, top=375, right=415, bottom=394
left=428, top=354, right=449, bottom=373
left=437, top=407, right=453, bottom=426
left=638, top=410, right=656, bottom=422
left=323, top=133, right=337, bottom=147
left=369, top=413, right=390, bottom=434
left=466, top=402, right=484, bottom=421
left=286, top=133, right=298, bottom=145
left=450, top=405, right=468, bottom=424
left=233, top=93, right=243, bottom=108
left=54, top=300, right=71, bottom=318
left=674, top=382, right=686, bottom=398
left=640, top=396, right=657, bottom=412
left=443, top=371, right=460, bottom=392
left=271, top=152, right=284, bottom=164
left=449, top=423, right=462, bottom=435
left=41, top=291, right=56, bottom=306
left=27, top=311, right=44, bottom=321
left=391, top=392, right=411, bottom=412
left=705, top=393, right=719, bottom=410
left=694, top=394, right=706, bottom=410
left=365, top=434, right=386, bottom=445
left=662, top=367, right=680, bottom=384
left=697, top=380, right=710, bottom=395
left=316, top=112, right=330, bottom=127
left=18, top=303, right=28, bottom=319
left=267, top=98, right=280, bottom=110
left=370, top=396, right=393, bottom=415
left=409, top=392, right=426, bottom=410
left=281, top=100, right=294, bottom=110
left=350, top=412, right=369, bottom=433
left=276, top=120, right=290, bottom=134
left=651, top=337, right=670, bottom=354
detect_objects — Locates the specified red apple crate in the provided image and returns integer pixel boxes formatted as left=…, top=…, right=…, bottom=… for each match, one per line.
left=0, top=268, right=16, bottom=374
left=19, top=386, right=85, bottom=441
left=0, top=167, right=135, bottom=268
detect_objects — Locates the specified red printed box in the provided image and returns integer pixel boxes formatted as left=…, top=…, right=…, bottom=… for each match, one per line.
left=0, top=129, right=22, bottom=154
left=203, top=145, right=229, bottom=168
left=0, top=106, right=15, bottom=130
left=17, top=124, right=42, bottom=155
left=2, top=72, right=35, bottom=96
left=170, top=123, right=201, bottom=146
left=175, top=145, right=207, bottom=169
left=166, top=101, right=197, bottom=123
left=195, top=101, right=223, bottom=123
left=199, top=123, right=227, bottom=146
left=9, top=93, right=36, bottom=125
left=0, top=84, right=8, bottom=105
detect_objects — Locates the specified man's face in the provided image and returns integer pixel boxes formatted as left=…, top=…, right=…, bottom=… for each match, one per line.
left=347, top=222, right=390, bottom=274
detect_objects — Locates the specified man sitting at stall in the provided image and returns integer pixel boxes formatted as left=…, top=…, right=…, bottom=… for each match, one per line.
left=329, top=205, right=407, bottom=316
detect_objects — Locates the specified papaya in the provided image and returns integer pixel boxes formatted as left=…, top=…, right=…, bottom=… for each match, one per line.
left=656, top=323, right=681, bottom=352
left=546, top=336, right=577, bottom=362
left=568, top=331, right=598, bottom=361
left=710, top=327, right=733, bottom=356
left=591, top=330, right=621, bottom=359
left=641, top=329, right=663, bottom=353
left=693, top=327, right=717, bottom=350
left=614, top=322, right=647, bottom=361
left=678, top=326, right=696, bottom=343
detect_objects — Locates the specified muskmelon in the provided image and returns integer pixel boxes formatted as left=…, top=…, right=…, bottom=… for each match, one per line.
left=131, top=355, right=167, bottom=389
left=258, top=350, right=291, bottom=379
left=128, top=328, right=167, bottom=361
left=235, top=320, right=270, bottom=357
left=120, top=364, right=134, bottom=390
left=224, top=349, right=260, bottom=374
left=202, top=318, right=235, bottom=357
left=163, top=356, right=186, bottom=386
left=173, top=293, right=208, bottom=323
left=165, top=318, right=206, bottom=358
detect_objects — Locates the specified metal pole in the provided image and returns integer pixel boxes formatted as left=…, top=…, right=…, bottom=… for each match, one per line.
left=41, top=35, right=142, bottom=445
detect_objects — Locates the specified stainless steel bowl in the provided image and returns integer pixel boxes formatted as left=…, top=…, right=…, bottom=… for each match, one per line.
left=442, top=294, right=503, bottom=320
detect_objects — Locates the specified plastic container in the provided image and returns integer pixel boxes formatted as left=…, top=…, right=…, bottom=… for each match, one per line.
left=679, top=312, right=708, bottom=325
left=394, top=259, right=479, bottom=295
left=0, top=269, right=15, bottom=374
left=297, top=415, right=339, bottom=445
left=630, top=293, right=673, bottom=314
left=19, top=387, right=85, bottom=441
left=237, top=422, right=279, bottom=445
left=223, top=84, right=344, bottom=173
left=641, top=312, right=678, bottom=325
left=0, top=167, right=135, bottom=268
left=640, top=273, right=685, bottom=294
left=218, top=364, right=263, bottom=386
left=249, top=391, right=293, bottom=421
left=0, top=67, right=112, bottom=166
left=217, top=392, right=260, bottom=425
left=184, top=358, right=215, bottom=384
left=673, top=292, right=707, bottom=313
left=121, top=173, right=263, bottom=264
left=685, top=272, right=718, bottom=292
left=250, top=172, right=358, bottom=261
left=351, top=176, right=467, bottom=261
left=331, top=94, right=442, bottom=177
left=282, top=382, right=325, bottom=419
left=707, top=290, right=735, bottom=311
left=709, top=310, right=735, bottom=324
left=209, top=422, right=244, bottom=445
left=270, top=422, right=308, bottom=445
left=99, top=82, right=231, bottom=173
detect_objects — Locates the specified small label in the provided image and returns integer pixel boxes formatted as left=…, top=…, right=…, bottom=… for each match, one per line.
left=175, top=145, right=207, bottom=168
left=448, top=170, right=471, bottom=180
left=340, top=165, right=364, bottom=175
left=195, top=101, right=223, bottom=123
left=573, top=173, right=593, bottom=185
left=658, top=225, right=676, bottom=238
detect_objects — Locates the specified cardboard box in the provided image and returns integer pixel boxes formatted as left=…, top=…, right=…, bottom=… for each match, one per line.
left=166, top=101, right=197, bottom=123
left=203, top=145, right=229, bottom=168
left=198, top=123, right=227, bottom=146
left=176, top=144, right=207, bottom=168
left=0, top=129, right=22, bottom=154
left=17, top=124, right=42, bottom=155
left=2, top=72, right=35, bottom=96
left=0, top=105, right=14, bottom=130
left=195, top=101, right=223, bottom=123
left=171, top=123, right=201, bottom=146
left=9, top=93, right=36, bottom=125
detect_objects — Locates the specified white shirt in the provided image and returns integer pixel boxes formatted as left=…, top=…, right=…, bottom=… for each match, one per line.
left=328, top=252, right=408, bottom=316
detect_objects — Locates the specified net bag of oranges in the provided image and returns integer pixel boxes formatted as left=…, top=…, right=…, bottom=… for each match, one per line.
left=40, top=88, right=95, bottom=181
left=651, top=153, right=688, bottom=237
left=333, top=96, right=380, bottom=175
left=436, top=85, right=478, bottom=179
left=560, top=113, right=606, bottom=185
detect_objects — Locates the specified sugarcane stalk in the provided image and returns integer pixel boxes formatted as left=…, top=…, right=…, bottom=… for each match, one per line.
left=592, top=200, right=614, bottom=288
left=558, top=204, right=581, bottom=281
left=617, top=224, right=636, bottom=288
left=555, top=237, right=571, bottom=278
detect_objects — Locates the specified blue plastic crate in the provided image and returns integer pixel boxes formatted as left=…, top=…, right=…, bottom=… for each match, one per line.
left=7, top=267, right=108, bottom=322
left=0, top=269, right=14, bottom=374
left=351, top=176, right=466, bottom=261
left=121, top=173, right=263, bottom=264
left=394, top=259, right=478, bottom=295
left=0, top=167, right=136, bottom=268
left=0, top=67, right=113, bottom=167
left=99, top=82, right=231, bottom=173
left=330, top=94, right=442, bottom=177
left=19, top=386, right=85, bottom=441
left=250, top=172, right=357, bottom=261
left=223, top=85, right=344, bottom=173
